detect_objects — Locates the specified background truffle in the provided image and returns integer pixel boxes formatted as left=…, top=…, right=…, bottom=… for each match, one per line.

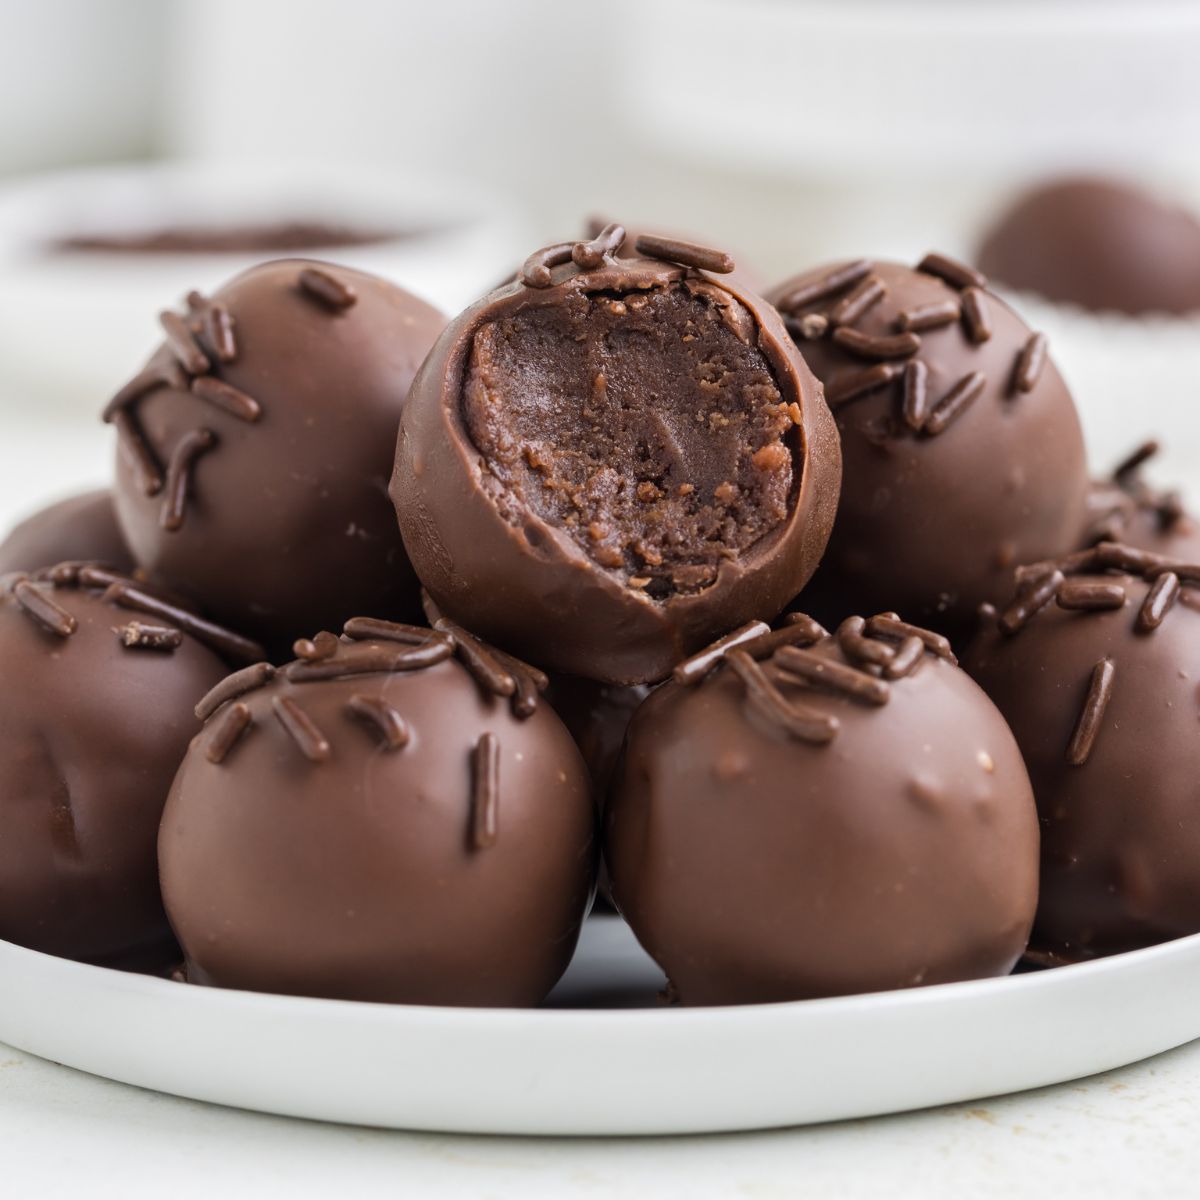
left=0, top=488, right=133, bottom=576
left=605, top=614, right=1040, bottom=1005
left=161, top=618, right=596, bottom=1006
left=0, top=565, right=232, bottom=966
left=108, top=259, right=446, bottom=657
left=964, top=545, right=1200, bottom=960
left=393, top=227, right=841, bottom=684
left=769, top=255, right=1088, bottom=635
left=977, top=177, right=1200, bottom=315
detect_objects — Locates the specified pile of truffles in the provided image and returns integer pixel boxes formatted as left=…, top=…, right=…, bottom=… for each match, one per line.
left=2, top=220, right=1198, bottom=1009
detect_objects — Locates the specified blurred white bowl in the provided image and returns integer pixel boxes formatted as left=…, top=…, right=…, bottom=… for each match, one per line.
left=0, top=160, right=528, bottom=410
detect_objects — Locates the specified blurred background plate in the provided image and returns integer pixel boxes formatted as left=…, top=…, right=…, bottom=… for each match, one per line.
left=1, top=915, right=1199, bottom=1136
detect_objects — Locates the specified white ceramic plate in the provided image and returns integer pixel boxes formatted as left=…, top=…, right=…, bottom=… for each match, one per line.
left=2, top=914, right=1199, bottom=1136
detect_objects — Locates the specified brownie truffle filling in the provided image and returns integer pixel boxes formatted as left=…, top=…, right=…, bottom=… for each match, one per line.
left=462, top=281, right=796, bottom=599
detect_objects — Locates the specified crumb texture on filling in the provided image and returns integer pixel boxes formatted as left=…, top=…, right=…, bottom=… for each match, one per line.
left=462, top=282, right=796, bottom=599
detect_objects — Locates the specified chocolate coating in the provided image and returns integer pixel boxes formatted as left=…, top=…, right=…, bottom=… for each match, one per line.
left=606, top=619, right=1039, bottom=1004
left=965, top=553, right=1200, bottom=959
left=0, top=568, right=228, bottom=964
left=978, top=177, right=1200, bottom=315
left=545, top=675, right=652, bottom=799
left=770, top=257, right=1088, bottom=633
left=0, top=489, right=134, bottom=576
left=109, top=259, right=445, bottom=657
left=161, top=626, right=596, bottom=1006
left=393, top=236, right=841, bottom=684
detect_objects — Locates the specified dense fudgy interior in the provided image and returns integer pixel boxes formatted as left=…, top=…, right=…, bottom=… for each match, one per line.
left=463, top=282, right=797, bottom=599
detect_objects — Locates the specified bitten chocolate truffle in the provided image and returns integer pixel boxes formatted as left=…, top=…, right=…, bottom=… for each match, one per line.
left=0, top=488, right=133, bottom=576
left=393, top=226, right=841, bottom=684
left=107, top=259, right=445, bottom=655
left=1080, top=441, right=1200, bottom=564
left=965, top=543, right=1200, bottom=960
left=606, top=614, right=1039, bottom=1005
left=977, top=177, right=1200, bottom=315
left=0, top=564, right=240, bottom=965
left=161, top=617, right=596, bottom=1006
left=769, top=255, right=1088, bottom=633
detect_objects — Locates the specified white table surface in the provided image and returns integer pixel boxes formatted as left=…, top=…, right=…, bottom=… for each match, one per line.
left=3, top=414, right=1200, bottom=1198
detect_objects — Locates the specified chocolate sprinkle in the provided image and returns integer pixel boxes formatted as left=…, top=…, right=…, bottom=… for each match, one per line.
left=738, top=621, right=827, bottom=664
left=883, top=635, right=925, bottom=680
left=297, top=267, right=357, bottom=311
left=285, top=639, right=453, bottom=682
left=272, top=695, right=331, bottom=763
left=471, top=731, right=500, bottom=849
left=777, top=260, right=873, bottom=312
left=433, top=617, right=515, bottom=697
left=674, top=620, right=772, bottom=685
left=999, top=568, right=1064, bottom=634
left=111, top=409, right=165, bottom=497
left=346, top=694, right=410, bottom=751
left=520, top=242, right=576, bottom=289
left=1067, top=658, right=1115, bottom=766
left=726, top=650, right=839, bottom=744
left=1138, top=571, right=1180, bottom=632
left=960, top=287, right=992, bottom=344
left=917, top=252, right=988, bottom=291
left=1057, top=581, right=1127, bottom=611
left=828, top=276, right=886, bottom=327
left=836, top=615, right=897, bottom=669
left=118, top=621, right=184, bottom=652
left=206, top=702, right=253, bottom=764
left=12, top=579, right=77, bottom=637
left=901, top=359, right=930, bottom=431
left=293, top=630, right=340, bottom=662
left=895, top=300, right=960, bottom=332
left=1114, top=440, right=1159, bottom=480
left=633, top=234, right=734, bottom=275
left=572, top=222, right=626, bottom=270
left=774, top=645, right=890, bottom=705
left=865, top=613, right=957, bottom=664
left=158, top=310, right=211, bottom=376
left=831, top=326, right=921, bottom=361
left=1012, top=332, right=1048, bottom=394
left=825, top=361, right=904, bottom=406
left=190, top=376, right=261, bottom=422
left=196, top=661, right=277, bottom=721
left=343, top=616, right=449, bottom=647
left=784, top=312, right=830, bottom=341
left=160, top=428, right=217, bottom=532
left=202, top=302, right=237, bottom=364
left=924, top=371, right=986, bottom=436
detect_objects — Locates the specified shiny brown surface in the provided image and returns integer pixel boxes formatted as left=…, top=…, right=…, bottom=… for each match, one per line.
left=0, top=489, right=133, bottom=576
left=606, top=633, right=1039, bottom=1005
left=110, top=259, right=446, bottom=657
left=965, top=574, right=1200, bottom=959
left=393, top=254, right=841, bottom=684
left=770, top=259, right=1088, bottom=635
left=978, top=177, right=1200, bottom=315
left=161, top=647, right=597, bottom=1006
left=0, top=578, right=228, bottom=965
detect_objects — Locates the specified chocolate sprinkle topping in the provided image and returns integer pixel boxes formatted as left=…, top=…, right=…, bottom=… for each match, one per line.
left=865, top=613, right=957, bottom=664
left=160, top=428, right=217, bottom=532
left=202, top=302, right=238, bottom=364
left=924, top=371, right=986, bottom=436
left=1067, top=658, right=1115, bottom=766
left=293, top=630, right=341, bottom=662
left=883, top=635, right=926, bottom=680
left=917, top=252, right=988, bottom=291
left=825, top=361, right=904, bottom=406
left=960, top=287, right=992, bottom=344
left=999, top=567, right=1064, bottom=634
left=12, top=579, right=77, bottom=638
left=272, top=695, right=332, bottom=763
left=285, top=639, right=453, bottom=682
left=901, top=359, right=930, bottom=431
left=1137, top=571, right=1180, bottom=631
left=471, top=731, right=500, bottom=849
left=726, top=649, right=839, bottom=744
left=346, top=694, right=410, bottom=751
left=206, top=702, right=253, bottom=764
left=520, top=242, right=576, bottom=289
left=633, top=234, right=734, bottom=275
left=836, top=615, right=897, bottom=669
left=158, top=310, right=211, bottom=376
left=433, top=616, right=515, bottom=697
left=297, top=267, right=357, bottom=311
left=895, top=300, right=960, bottom=332
left=118, top=621, right=184, bottom=652
left=829, top=276, right=886, bottom=327
left=1012, top=332, right=1048, bottom=394
left=784, top=312, right=830, bottom=341
left=674, top=620, right=772, bottom=685
left=572, top=222, right=626, bottom=270
left=190, top=376, right=261, bottom=422
left=111, top=409, right=165, bottom=497
left=831, top=326, right=921, bottom=361
left=773, top=645, right=891, bottom=705
left=196, top=662, right=277, bottom=721
left=1056, top=581, right=1127, bottom=611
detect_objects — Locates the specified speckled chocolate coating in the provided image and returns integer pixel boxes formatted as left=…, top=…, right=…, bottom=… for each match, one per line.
left=978, top=177, right=1200, bottom=315
left=161, top=628, right=596, bottom=1006
left=965, top=556, right=1200, bottom=959
left=393, top=245, right=841, bottom=684
left=0, top=489, right=133, bottom=576
left=109, top=259, right=445, bottom=657
left=0, top=569, right=228, bottom=964
left=606, top=620, right=1039, bottom=1004
left=770, top=258, right=1087, bottom=634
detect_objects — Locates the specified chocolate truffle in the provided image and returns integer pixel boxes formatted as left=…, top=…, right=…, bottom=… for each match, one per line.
left=0, top=488, right=134, bottom=576
left=107, top=259, right=445, bottom=655
left=1080, top=441, right=1200, bottom=563
left=977, top=177, right=1200, bottom=315
left=964, top=544, right=1200, bottom=960
left=0, top=564, right=240, bottom=965
left=770, top=255, right=1088, bottom=633
left=161, top=617, right=596, bottom=1006
left=606, top=614, right=1039, bottom=1005
left=393, top=226, right=841, bottom=684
